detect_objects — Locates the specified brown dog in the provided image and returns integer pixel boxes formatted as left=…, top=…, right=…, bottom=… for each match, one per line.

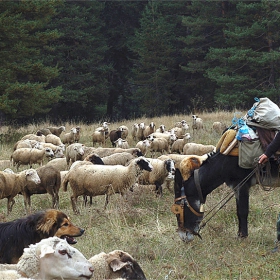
left=0, top=209, right=84, bottom=264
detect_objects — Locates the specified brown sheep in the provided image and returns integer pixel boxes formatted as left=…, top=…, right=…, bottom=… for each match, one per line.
left=47, top=126, right=66, bottom=137
left=22, top=165, right=61, bottom=213
left=0, top=169, right=41, bottom=214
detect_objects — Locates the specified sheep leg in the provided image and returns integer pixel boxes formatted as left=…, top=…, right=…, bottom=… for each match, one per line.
left=104, top=194, right=109, bottom=209
left=53, top=192, right=59, bottom=209
left=155, top=182, right=163, bottom=197
left=71, top=195, right=80, bottom=215
left=22, top=192, right=32, bottom=214
left=7, top=197, right=15, bottom=215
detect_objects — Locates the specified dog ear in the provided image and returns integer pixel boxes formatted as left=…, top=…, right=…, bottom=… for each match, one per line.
left=36, top=217, right=56, bottom=234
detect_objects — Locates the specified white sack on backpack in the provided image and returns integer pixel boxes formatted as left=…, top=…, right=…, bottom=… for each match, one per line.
left=245, top=97, right=280, bottom=130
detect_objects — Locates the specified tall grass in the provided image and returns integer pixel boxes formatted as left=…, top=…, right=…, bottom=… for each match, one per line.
left=1, top=111, right=280, bottom=279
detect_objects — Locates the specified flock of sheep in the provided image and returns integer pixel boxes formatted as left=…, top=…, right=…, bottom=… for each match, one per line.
left=0, top=116, right=228, bottom=216
left=0, top=116, right=229, bottom=279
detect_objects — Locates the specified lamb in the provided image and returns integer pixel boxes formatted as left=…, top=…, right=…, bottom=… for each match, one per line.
left=23, top=165, right=61, bottom=213
left=143, top=122, right=156, bottom=138
left=183, top=142, right=215, bottom=156
left=88, top=250, right=146, bottom=280
left=61, top=127, right=77, bottom=145
left=63, top=157, right=153, bottom=212
left=136, top=122, right=145, bottom=141
left=136, top=139, right=151, bottom=156
left=45, top=133, right=63, bottom=146
left=118, top=125, right=129, bottom=139
left=12, top=236, right=93, bottom=280
left=148, top=137, right=170, bottom=158
left=109, top=127, right=124, bottom=147
left=137, top=158, right=175, bottom=196
left=10, top=147, right=54, bottom=170
left=65, top=143, right=85, bottom=167
left=171, top=133, right=191, bottom=154
left=131, top=123, right=139, bottom=141
left=114, top=138, right=129, bottom=149
left=192, top=115, right=204, bottom=131
left=0, top=169, right=40, bottom=214
left=47, top=126, right=66, bottom=137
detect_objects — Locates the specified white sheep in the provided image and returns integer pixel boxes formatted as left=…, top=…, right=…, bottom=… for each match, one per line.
left=45, top=134, right=63, bottom=146
left=99, top=152, right=136, bottom=166
left=85, top=147, right=143, bottom=158
left=45, top=158, right=68, bottom=171
left=74, top=126, right=81, bottom=142
left=143, top=122, right=156, bottom=138
left=192, top=115, right=204, bottom=131
left=212, top=121, right=227, bottom=133
left=21, top=133, right=45, bottom=143
left=15, top=236, right=94, bottom=280
left=88, top=250, right=146, bottom=280
left=172, top=122, right=189, bottom=139
left=118, top=125, right=129, bottom=139
left=155, top=124, right=166, bottom=133
left=14, top=139, right=35, bottom=150
left=114, top=138, right=129, bottom=149
left=131, top=123, right=139, bottom=141
left=136, top=122, right=145, bottom=141
left=148, top=137, right=170, bottom=158
left=10, top=147, right=54, bottom=170
left=158, top=153, right=192, bottom=168
left=136, top=139, right=151, bottom=156
left=147, top=132, right=177, bottom=147
left=92, top=128, right=109, bottom=146
left=174, top=119, right=187, bottom=128
left=63, top=157, right=153, bottom=212
left=0, top=169, right=40, bottom=214
left=39, top=142, right=65, bottom=153
left=65, top=143, right=85, bottom=167
left=47, top=126, right=66, bottom=137
left=183, top=142, right=215, bottom=156
left=137, top=158, right=175, bottom=196
left=171, top=133, right=191, bottom=154
left=61, top=127, right=77, bottom=145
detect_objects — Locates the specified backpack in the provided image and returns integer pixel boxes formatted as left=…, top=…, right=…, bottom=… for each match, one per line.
left=245, top=97, right=280, bottom=130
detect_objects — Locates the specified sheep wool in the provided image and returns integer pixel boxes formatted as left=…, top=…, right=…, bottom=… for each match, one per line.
left=63, top=157, right=153, bottom=212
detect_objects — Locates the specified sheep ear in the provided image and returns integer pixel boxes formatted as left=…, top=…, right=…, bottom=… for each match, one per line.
left=40, top=245, right=55, bottom=258
left=108, top=258, right=127, bottom=272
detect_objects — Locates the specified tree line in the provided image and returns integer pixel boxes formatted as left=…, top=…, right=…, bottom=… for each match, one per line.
left=0, top=0, right=279, bottom=124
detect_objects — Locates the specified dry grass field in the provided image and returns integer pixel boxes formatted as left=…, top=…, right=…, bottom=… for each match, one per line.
left=1, top=111, right=280, bottom=279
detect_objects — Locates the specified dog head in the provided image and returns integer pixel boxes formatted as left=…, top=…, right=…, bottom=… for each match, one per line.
left=36, top=209, right=84, bottom=244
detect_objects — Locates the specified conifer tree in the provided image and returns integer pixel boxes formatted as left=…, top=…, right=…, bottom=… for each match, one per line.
left=0, top=1, right=62, bottom=120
